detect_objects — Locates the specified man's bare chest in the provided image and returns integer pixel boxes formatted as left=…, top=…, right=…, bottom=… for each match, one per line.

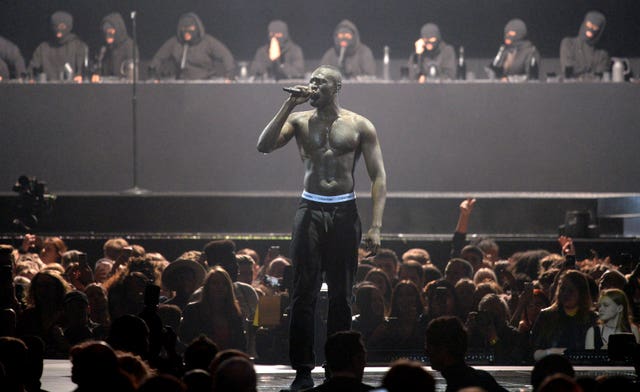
left=299, top=120, right=359, bottom=155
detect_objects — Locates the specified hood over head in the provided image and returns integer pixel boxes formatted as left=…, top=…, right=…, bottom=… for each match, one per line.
left=51, top=11, right=74, bottom=44
left=333, top=19, right=361, bottom=55
left=504, top=19, right=527, bottom=47
left=420, top=23, right=442, bottom=53
left=579, top=11, right=606, bottom=45
left=101, top=12, right=129, bottom=46
left=177, top=12, right=205, bottom=45
left=268, top=20, right=289, bottom=46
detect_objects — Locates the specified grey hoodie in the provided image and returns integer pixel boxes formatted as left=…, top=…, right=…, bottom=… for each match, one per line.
left=149, top=12, right=235, bottom=80
left=320, top=19, right=375, bottom=79
left=99, top=12, right=135, bottom=77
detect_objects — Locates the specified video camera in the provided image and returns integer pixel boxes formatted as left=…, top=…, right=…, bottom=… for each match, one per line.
left=12, top=175, right=55, bottom=232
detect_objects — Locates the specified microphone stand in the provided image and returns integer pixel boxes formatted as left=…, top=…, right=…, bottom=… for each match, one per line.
left=123, top=8, right=149, bottom=194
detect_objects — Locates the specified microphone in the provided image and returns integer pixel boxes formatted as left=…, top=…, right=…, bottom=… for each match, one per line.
left=64, top=62, right=74, bottom=80
left=492, top=45, right=505, bottom=67
left=98, top=46, right=107, bottom=63
left=427, top=63, right=438, bottom=78
left=180, top=44, right=189, bottom=70
left=282, top=87, right=311, bottom=97
left=96, top=46, right=107, bottom=74
left=337, top=45, right=346, bottom=67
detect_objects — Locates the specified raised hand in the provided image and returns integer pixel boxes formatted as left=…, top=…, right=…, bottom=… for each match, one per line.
left=558, top=235, right=575, bottom=256
left=269, top=37, right=281, bottom=62
left=415, top=38, right=425, bottom=55
left=459, top=198, right=476, bottom=215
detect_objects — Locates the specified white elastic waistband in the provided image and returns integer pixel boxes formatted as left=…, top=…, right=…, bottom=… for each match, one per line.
left=301, top=190, right=356, bottom=203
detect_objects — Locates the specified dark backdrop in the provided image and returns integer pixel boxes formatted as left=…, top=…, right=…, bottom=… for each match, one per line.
left=1, top=0, right=640, bottom=62
left=2, top=82, right=639, bottom=193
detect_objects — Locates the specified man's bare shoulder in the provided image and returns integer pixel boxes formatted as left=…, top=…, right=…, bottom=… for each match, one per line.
left=339, top=109, right=376, bottom=133
left=288, top=109, right=315, bottom=124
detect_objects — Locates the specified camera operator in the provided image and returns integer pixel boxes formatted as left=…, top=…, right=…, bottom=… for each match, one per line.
left=12, top=176, right=54, bottom=233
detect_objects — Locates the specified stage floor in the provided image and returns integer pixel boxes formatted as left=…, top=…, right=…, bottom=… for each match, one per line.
left=42, top=360, right=635, bottom=391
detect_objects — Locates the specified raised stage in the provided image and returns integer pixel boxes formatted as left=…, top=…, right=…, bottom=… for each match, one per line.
left=41, top=360, right=636, bottom=392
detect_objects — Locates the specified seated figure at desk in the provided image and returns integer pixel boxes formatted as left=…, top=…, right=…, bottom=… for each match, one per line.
left=92, top=12, right=136, bottom=81
left=28, top=11, right=89, bottom=82
left=489, top=19, right=540, bottom=81
left=0, top=35, right=26, bottom=81
left=408, top=23, right=456, bottom=82
left=560, top=11, right=609, bottom=80
left=149, top=12, right=235, bottom=81
left=320, top=19, right=375, bottom=80
left=249, top=20, right=305, bottom=81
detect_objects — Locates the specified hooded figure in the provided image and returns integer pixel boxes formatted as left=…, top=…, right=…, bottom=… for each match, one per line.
left=98, top=12, right=135, bottom=78
left=560, top=11, right=609, bottom=79
left=492, top=19, right=540, bottom=79
left=408, top=23, right=456, bottom=80
left=320, top=20, right=375, bottom=79
left=28, top=11, right=89, bottom=81
left=249, top=20, right=305, bottom=80
left=149, top=12, right=235, bottom=80
left=0, top=36, right=26, bottom=80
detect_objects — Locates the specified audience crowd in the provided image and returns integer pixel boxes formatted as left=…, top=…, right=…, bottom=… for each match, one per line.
left=1, top=198, right=639, bottom=391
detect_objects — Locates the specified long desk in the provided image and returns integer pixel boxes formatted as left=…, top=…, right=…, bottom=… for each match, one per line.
left=1, top=81, right=639, bottom=193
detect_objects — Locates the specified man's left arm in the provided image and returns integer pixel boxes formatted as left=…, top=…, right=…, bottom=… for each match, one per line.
left=360, top=117, right=386, bottom=252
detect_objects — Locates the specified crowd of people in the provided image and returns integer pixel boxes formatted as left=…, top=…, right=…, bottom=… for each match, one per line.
left=1, top=198, right=639, bottom=390
left=0, top=10, right=618, bottom=82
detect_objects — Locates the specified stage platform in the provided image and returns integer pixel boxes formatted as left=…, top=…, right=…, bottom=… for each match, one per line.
left=1, top=191, right=639, bottom=270
left=41, top=360, right=635, bottom=392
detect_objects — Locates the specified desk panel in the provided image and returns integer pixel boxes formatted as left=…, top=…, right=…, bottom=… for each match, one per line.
left=1, top=82, right=639, bottom=193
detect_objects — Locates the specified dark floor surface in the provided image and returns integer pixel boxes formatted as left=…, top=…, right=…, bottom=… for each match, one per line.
left=42, top=360, right=636, bottom=392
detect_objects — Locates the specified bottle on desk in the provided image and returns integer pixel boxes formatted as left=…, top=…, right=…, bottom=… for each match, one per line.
left=612, top=58, right=625, bottom=82
left=528, top=56, right=539, bottom=81
left=428, top=63, right=437, bottom=80
left=383, top=45, right=390, bottom=81
left=456, top=46, right=466, bottom=80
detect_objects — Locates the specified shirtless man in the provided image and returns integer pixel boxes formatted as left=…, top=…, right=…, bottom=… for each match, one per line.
left=257, top=65, right=386, bottom=390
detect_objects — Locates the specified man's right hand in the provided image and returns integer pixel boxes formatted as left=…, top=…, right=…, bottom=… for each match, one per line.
left=286, top=85, right=312, bottom=106
left=363, top=227, right=381, bottom=255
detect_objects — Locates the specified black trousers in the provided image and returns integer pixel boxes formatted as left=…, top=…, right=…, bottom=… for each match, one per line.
left=288, top=198, right=362, bottom=370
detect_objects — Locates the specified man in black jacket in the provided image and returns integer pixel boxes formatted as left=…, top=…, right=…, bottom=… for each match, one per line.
left=94, top=12, right=135, bottom=80
left=304, top=331, right=374, bottom=392
left=408, top=23, right=456, bottom=81
left=490, top=19, right=540, bottom=80
left=0, top=36, right=26, bottom=80
left=426, top=316, right=508, bottom=392
left=320, top=20, right=375, bottom=80
left=250, top=20, right=304, bottom=80
left=149, top=12, right=235, bottom=80
left=28, top=11, right=88, bottom=82
left=560, top=11, right=609, bottom=80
